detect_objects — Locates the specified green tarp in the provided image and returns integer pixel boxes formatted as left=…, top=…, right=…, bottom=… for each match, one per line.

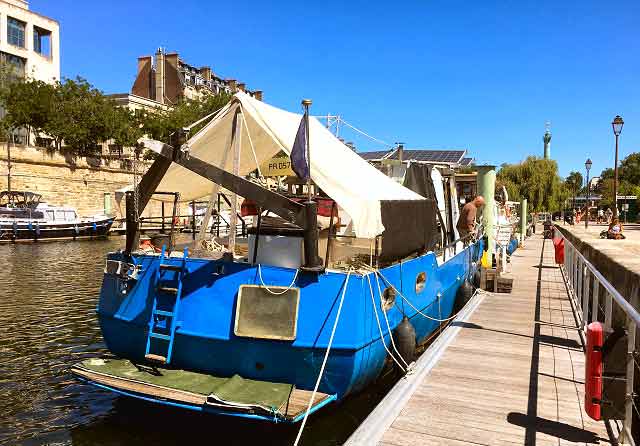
left=78, top=358, right=294, bottom=413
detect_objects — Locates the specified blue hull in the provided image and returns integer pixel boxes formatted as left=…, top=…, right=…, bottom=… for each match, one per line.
left=97, top=241, right=483, bottom=405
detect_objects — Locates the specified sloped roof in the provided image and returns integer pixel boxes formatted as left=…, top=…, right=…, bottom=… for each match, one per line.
left=359, top=150, right=393, bottom=161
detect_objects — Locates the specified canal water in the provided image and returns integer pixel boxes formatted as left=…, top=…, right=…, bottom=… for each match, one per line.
left=0, top=238, right=395, bottom=446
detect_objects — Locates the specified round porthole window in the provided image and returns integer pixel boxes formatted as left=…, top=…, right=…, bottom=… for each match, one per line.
left=415, top=272, right=427, bottom=294
left=382, top=286, right=396, bottom=312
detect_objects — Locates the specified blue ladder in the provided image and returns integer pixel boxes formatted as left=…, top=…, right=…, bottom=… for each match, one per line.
left=144, top=246, right=188, bottom=365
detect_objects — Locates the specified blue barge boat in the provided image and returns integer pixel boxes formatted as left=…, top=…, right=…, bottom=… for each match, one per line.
left=72, top=92, right=483, bottom=423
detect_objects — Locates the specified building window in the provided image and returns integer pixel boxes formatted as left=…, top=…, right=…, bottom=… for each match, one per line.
left=33, top=26, right=52, bottom=58
left=108, top=144, right=123, bottom=157
left=7, top=17, right=26, bottom=48
left=0, top=51, right=26, bottom=79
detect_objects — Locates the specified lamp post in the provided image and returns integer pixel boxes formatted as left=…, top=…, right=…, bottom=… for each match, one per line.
left=612, top=115, right=624, bottom=217
left=585, top=158, right=592, bottom=229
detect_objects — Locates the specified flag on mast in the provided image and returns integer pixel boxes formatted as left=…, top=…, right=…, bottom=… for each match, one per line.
left=290, top=116, right=309, bottom=180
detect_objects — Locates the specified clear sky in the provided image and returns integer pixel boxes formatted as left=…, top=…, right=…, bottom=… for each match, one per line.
left=36, top=0, right=639, bottom=178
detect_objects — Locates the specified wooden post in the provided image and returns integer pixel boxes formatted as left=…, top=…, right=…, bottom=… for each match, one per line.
left=191, top=200, right=196, bottom=240
left=161, top=201, right=166, bottom=233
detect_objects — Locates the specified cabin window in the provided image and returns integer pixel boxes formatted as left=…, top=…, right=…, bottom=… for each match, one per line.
left=54, top=210, right=66, bottom=221
left=415, top=272, right=427, bottom=294
left=381, top=286, right=396, bottom=312
left=45, top=210, right=55, bottom=221
left=65, top=211, right=76, bottom=221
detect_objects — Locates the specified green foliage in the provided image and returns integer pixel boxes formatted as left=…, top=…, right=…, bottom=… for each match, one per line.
left=0, top=72, right=231, bottom=155
left=497, top=156, right=566, bottom=212
left=142, top=92, right=232, bottom=143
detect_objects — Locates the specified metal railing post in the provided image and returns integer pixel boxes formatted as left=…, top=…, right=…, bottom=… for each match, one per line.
left=582, top=268, right=590, bottom=327
left=592, top=280, right=599, bottom=323
left=576, top=258, right=583, bottom=322
left=605, top=293, right=613, bottom=332
left=622, top=317, right=636, bottom=444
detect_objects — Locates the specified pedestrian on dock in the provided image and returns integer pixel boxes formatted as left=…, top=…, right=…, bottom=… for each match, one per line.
left=606, top=218, right=625, bottom=240
left=457, top=195, right=485, bottom=240
left=605, top=207, right=613, bottom=224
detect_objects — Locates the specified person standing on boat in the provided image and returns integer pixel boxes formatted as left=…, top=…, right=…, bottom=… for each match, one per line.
left=457, top=195, right=485, bottom=240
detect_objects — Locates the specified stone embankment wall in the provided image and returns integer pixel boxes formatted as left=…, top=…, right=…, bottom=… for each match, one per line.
left=0, top=145, right=166, bottom=219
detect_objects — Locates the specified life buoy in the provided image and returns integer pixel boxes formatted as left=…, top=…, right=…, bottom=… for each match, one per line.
left=585, top=322, right=604, bottom=420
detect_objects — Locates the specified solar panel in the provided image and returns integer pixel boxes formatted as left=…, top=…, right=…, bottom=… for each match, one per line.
left=389, top=149, right=466, bottom=163
left=358, top=150, right=390, bottom=160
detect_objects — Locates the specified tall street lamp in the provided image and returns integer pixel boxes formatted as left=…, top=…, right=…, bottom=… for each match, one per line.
left=585, top=158, right=592, bottom=229
left=612, top=115, right=624, bottom=217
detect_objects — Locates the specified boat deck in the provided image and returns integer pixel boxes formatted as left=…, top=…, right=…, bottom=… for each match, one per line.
left=347, top=234, right=612, bottom=445
left=72, top=359, right=333, bottom=422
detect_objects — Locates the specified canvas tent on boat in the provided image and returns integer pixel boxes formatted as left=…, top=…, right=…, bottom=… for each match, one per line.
left=144, top=91, right=438, bottom=259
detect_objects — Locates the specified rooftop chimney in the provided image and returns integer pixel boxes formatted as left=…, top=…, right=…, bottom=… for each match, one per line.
left=200, top=66, right=212, bottom=81
left=397, top=144, right=404, bottom=162
left=253, top=90, right=263, bottom=101
left=237, top=83, right=246, bottom=92
left=155, top=48, right=165, bottom=104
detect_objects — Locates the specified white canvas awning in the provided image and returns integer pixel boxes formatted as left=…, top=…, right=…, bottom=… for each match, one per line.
left=146, top=92, right=426, bottom=239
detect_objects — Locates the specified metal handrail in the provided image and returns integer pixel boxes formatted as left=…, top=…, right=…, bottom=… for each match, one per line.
left=555, top=226, right=640, bottom=328
left=554, top=225, right=638, bottom=446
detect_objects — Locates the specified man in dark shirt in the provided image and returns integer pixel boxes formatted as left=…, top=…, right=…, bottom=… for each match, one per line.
left=457, top=195, right=485, bottom=239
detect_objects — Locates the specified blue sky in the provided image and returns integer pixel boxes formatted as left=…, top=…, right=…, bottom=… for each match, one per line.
left=36, top=0, right=639, bottom=178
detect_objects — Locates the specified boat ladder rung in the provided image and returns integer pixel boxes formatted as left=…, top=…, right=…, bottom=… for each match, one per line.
left=144, top=353, right=167, bottom=364
left=159, top=264, right=182, bottom=272
left=149, top=332, right=171, bottom=341
left=157, top=286, right=178, bottom=294
left=153, top=309, right=174, bottom=317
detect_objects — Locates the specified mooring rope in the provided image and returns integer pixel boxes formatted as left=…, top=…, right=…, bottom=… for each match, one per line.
left=365, top=275, right=408, bottom=373
left=257, top=264, right=299, bottom=295
left=372, top=273, right=411, bottom=370
left=293, top=269, right=352, bottom=446
left=360, top=266, right=475, bottom=323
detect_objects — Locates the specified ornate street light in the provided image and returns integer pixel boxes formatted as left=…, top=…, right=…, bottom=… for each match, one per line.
left=585, top=158, right=592, bottom=229
left=612, top=115, right=624, bottom=217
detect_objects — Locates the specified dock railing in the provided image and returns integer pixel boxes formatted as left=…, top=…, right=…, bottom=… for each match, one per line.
left=555, top=226, right=638, bottom=445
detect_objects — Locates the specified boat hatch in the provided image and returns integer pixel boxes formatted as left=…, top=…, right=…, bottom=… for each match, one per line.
left=234, top=284, right=300, bottom=341
left=71, top=358, right=335, bottom=422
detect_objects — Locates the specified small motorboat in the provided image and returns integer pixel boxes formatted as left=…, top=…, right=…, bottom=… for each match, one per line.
left=0, top=190, right=114, bottom=242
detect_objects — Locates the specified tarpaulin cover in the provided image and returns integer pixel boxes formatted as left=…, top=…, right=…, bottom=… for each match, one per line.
left=77, top=358, right=293, bottom=413
left=147, top=92, right=426, bottom=239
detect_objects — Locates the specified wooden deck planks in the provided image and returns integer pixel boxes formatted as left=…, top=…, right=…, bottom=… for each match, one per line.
left=377, top=234, right=611, bottom=446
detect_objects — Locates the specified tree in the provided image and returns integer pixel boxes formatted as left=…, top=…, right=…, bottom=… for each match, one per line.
left=42, top=77, right=116, bottom=152
left=497, top=156, right=566, bottom=212
left=564, top=171, right=583, bottom=209
left=3, top=79, right=55, bottom=142
left=142, top=92, right=232, bottom=143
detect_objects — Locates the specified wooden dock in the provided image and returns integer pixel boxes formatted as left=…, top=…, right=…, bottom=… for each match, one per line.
left=347, top=234, right=611, bottom=446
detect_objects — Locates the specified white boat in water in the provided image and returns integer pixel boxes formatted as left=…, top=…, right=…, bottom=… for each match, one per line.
left=0, top=190, right=114, bottom=242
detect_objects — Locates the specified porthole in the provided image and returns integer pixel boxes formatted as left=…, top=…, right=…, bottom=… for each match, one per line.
left=415, top=272, right=427, bottom=294
left=382, top=286, right=396, bottom=312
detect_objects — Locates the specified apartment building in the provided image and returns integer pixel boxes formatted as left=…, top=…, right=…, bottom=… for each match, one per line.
left=0, top=0, right=59, bottom=83
left=132, top=47, right=262, bottom=105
